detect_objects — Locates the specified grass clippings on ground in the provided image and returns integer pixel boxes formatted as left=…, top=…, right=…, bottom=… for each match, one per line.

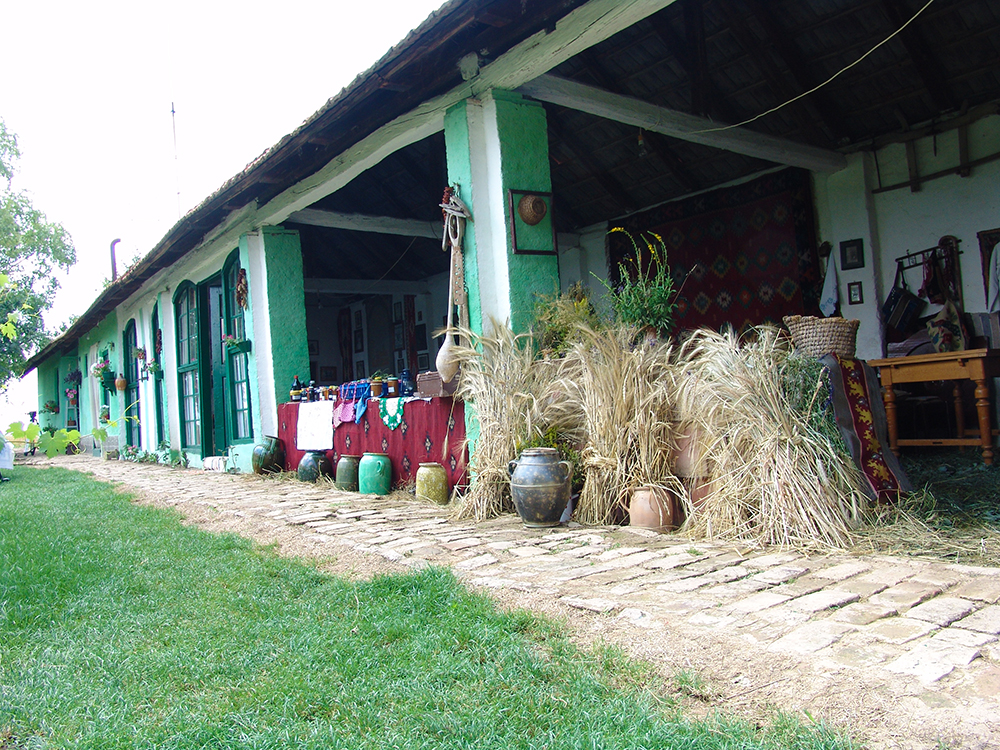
left=0, top=465, right=852, bottom=750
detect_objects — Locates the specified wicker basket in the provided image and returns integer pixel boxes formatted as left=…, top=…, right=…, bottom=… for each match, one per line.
left=782, top=315, right=860, bottom=358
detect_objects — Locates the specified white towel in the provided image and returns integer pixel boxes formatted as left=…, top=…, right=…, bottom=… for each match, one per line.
left=819, top=251, right=839, bottom=317
left=297, top=400, right=335, bottom=450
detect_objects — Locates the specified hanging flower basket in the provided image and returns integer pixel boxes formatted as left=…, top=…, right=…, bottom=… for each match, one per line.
left=222, top=335, right=251, bottom=355
left=101, top=371, right=117, bottom=392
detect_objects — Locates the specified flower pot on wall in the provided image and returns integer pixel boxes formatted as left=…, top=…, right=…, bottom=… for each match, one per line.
left=115, top=374, right=127, bottom=392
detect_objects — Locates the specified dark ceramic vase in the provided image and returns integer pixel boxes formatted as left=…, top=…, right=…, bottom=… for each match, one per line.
left=252, top=435, right=286, bottom=474
left=297, top=450, right=333, bottom=483
left=508, top=447, right=572, bottom=527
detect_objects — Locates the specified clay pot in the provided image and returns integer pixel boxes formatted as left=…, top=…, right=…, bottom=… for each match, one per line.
left=629, top=486, right=680, bottom=532
left=436, top=336, right=460, bottom=383
left=115, top=374, right=127, bottom=392
left=359, top=452, right=391, bottom=495
left=416, top=462, right=448, bottom=504
left=508, top=447, right=572, bottom=528
left=297, top=450, right=333, bottom=483
left=683, top=476, right=713, bottom=513
left=251, top=435, right=286, bottom=474
left=673, top=427, right=705, bottom=478
left=335, top=454, right=361, bottom=491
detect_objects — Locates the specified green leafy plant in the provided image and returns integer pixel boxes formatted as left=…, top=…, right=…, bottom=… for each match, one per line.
left=6, top=421, right=80, bottom=458
left=63, top=368, right=83, bottom=387
left=41, top=399, right=59, bottom=415
left=598, top=229, right=679, bottom=336
left=531, top=281, right=603, bottom=356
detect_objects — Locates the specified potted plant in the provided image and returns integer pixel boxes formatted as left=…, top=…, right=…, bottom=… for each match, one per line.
left=599, top=229, right=679, bottom=339
left=99, top=405, right=110, bottom=423
left=42, top=400, right=60, bottom=415
left=133, top=347, right=146, bottom=361
left=64, top=368, right=83, bottom=388
left=91, top=359, right=116, bottom=391
left=65, top=387, right=78, bottom=405
left=145, top=361, right=161, bottom=374
left=222, top=334, right=251, bottom=354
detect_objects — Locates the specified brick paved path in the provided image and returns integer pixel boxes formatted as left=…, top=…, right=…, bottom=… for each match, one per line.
left=38, top=455, right=1000, bottom=748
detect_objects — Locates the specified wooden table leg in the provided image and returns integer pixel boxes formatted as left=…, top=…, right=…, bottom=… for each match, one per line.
left=953, top=381, right=965, bottom=440
left=884, top=383, right=900, bottom=456
left=975, top=377, right=994, bottom=465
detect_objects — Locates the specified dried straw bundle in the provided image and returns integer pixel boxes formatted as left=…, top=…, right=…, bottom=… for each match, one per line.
left=447, top=320, right=555, bottom=521
left=559, top=325, right=677, bottom=525
left=673, top=326, right=867, bottom=549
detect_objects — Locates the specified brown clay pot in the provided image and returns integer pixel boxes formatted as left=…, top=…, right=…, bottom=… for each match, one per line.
left=629, top=486, right=680, bottom=532
left=683, top=476, right=713, bottom=513
left=673, top=427, right=705, bottom=478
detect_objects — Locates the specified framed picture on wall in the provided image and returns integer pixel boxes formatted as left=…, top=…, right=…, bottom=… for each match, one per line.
left=354, top=310, right=362, bottom=330
left=308, top=339, right=319, bottom=356
left=320, top=366, right=337, bottom=381
left=847, top=281, right=864, bottom=305
left=417, top=352, right=430, bottom=371
left=355, top=361, right=366, bottom=380
left=840, top=239, right=864, bottom=270
left=393, top=301, right=403, bottom=322
left=354, top=330, right=364, bottom=352
left=394, top=324, right=404, bottom=349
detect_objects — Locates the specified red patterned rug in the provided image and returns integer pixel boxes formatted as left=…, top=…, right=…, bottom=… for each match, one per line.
left=611, top=168, right=821, bottom=333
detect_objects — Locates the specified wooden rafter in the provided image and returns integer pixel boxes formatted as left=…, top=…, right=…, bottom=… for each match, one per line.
left=519, top=74, right=847, bottom=172
left=683, top=0, right=709, bottom=116
left=547, top=112, right=637, bottom=213
left=576, top=49, right=701, bottom=192
left=879, top=0, right=957, bottom=114
left=740, top=0, right=850, bottom=143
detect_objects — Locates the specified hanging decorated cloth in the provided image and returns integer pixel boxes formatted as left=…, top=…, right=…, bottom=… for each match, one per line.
left=379, top=397, right=405, bottom=430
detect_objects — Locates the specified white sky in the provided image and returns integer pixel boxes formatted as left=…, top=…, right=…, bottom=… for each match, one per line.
left=1, top=0, right=446, bottom=423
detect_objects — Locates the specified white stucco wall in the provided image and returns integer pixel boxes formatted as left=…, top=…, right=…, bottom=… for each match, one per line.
left=814, top=114, right=1000, bottom=359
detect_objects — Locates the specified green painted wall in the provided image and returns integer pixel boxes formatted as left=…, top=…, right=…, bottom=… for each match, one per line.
left=491, top=91, right=560, bottom=333
left=261, top=226, right=310, bottom=408
left=443, top=101, right=484, bottom=337
left=77, top=313, right=121, bottom=446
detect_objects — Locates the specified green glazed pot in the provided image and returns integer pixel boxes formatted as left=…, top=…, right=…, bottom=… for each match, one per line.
left=297, top=450, right=333, bottom=483
left=358, top=452, right=391, bottom=495
left=335, top=454, right=361, bottom=491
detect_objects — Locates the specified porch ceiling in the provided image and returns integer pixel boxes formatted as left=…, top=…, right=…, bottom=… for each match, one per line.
left=298, top=0, right=1000, bottom=268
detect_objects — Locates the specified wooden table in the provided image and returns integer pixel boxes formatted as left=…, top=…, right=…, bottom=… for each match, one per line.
left=868, top=348, right=1000, bottom=465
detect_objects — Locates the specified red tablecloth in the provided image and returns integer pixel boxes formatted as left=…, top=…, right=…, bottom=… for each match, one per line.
left=277, top=398, right=467, bottom=491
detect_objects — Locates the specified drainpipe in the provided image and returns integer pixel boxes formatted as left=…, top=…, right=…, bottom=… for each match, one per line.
left=110, top=238, right=121, bottom=281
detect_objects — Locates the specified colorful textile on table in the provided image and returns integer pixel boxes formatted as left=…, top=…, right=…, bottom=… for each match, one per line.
left=822, top=354, right=912, bottom=503
left=334, top=397, right=467, bottom=490
left=379, top=397, right=405, bottom=430
left=610, top=168, right=820, bottom=333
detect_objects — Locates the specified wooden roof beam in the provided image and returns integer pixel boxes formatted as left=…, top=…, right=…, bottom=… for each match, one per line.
left=519, top=74, right=847, bottom=172
left=288, top=208, right=441, bottom=239
left=879, top=0, right=957, bottom=114
left=547, top=113, right=637, bottom=214
left=740, top=0, right=851, bottom=143
left=645, top=7, right=741, bottom=124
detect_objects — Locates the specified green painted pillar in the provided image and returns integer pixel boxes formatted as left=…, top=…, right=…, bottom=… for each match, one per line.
left=444, top=90, right=559, bottom=334
left=255, top=226, right=310, bottom=410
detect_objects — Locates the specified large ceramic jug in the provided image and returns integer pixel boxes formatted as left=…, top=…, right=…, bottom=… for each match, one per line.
left=507, top=448, right=571, bottom=527
left=335, top=454, right=361, bottom=491
left=416, top=462, right=448, bottom=504
left=297, top=450, right=333, bottom=483
left=252, top=435, right=286, bottom=474
left=359, top=452, right=391, bottom=495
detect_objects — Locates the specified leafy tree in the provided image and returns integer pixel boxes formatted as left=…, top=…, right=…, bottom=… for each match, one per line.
left=0, top=118, right=76, bottom=385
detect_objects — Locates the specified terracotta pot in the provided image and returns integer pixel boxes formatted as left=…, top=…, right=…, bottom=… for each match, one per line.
left=629, top=486, right=680, bottom=532
left=115, top=374, right=127, bottom=391
left=683, top=476, right=713, bottom=513
left=673, top=427, right=705, bottom=478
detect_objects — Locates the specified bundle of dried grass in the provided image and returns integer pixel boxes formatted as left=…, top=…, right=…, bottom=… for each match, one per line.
left=446, top=320, right=561, bottom=521
left=673, top=326, right=867, bottom=549
left=559, top=325, right=677, bottom=525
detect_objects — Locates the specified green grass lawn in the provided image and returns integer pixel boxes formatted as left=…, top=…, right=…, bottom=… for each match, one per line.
left=0, top=466, right=851, bottom=749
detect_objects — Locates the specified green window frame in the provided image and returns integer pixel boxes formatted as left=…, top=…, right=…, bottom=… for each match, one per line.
left=122, top=319, right=141, bottom=448
left=151, top=303, right=166, bottom=447
left=174, top=282, right=201, bottom=450
left=223, top=251, right=252, bottom=443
